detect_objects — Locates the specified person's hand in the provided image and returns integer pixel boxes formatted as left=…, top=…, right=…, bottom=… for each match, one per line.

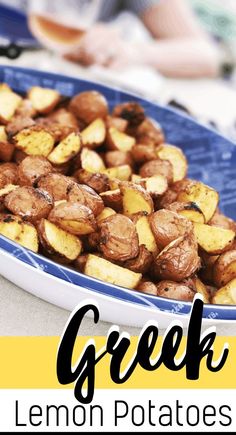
left=65, top=23, right=141, bottom=69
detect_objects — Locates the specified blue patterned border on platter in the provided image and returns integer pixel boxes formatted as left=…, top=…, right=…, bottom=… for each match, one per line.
left=0, top=65, right=236, bottom=321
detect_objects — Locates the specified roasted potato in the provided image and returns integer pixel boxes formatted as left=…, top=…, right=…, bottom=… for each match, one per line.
left=4, top=186, right=53, bottom=223
left=157, top=188, right=178, bottom=209
left=144, top=175, right=168, bottom=197
left=67, top=183, right=104, bottom=216
left=212, top=279, right=236, bottom=305
left=100, top=189, right=122, bottom=212
left=97, top=207, right=116, bottom=223
left=200, top=251, right=219, bottom=284
left=15, top=98, right=37, bottom=119
left=74, top=253, right=88, bottom=273
left=0, top=214, right=38, bottom=252
left=14, top=125, right=55, bottom=157
left=36, top=173, right=74, bottom=201
left=80, top=147, right=105, bottom=173
left=49, top=108, right=78, bottom=128
left=102, top=165, right=132, bottom=182
left=81, top=118, right=106, bottom=148
left=0, top=162, right=18, bottom=188
left=6, top=116, right=35, bottom=137
left=136, top=280, right=157, bottom=295
left=177, top=181, right=219, bottom=223
left=105, top=115, right=128, bottom=132
left=0, top=86, right=22, bottom=124
left=112, top=102, right=145, bottom=127
left=209, top=212, right=236, bottom=231
left=154, top=236, right=200, bottom=282
left=104, top=150, right=133, bottom=168
left=0, top=141, right=15, bottom=162
left=74, top=169, right=110, bottom=193
left=193, top=222, right=235, bottom=255
left=167, top=201, right=205, bottom=224
left=84, top=254, right=142, bottom=289
left=106, top=127, right=135, bottom=152
left=139, top=159, right=173, bottom=184
left=124, top=244, right=153, bottom=274
left=131, top=144, right=156, bottom=164
left=192, top=277, right=210, bottom=303
left=28, top=86, right=60, bottom=114
left=38, top=218, right=82, bottom=261
left=69, top=91, right=108, bottom=124
left=156, top=144, right=187, bottom=182
left=213, top=250, right=236, bottom=288
left=149, top=209, right=193, bottom=250
left=35, top=116, right=76, bottom=143
left=99, top=213, right=139, bottom=261
left=18, top=156, right=53, bottom=186
left=48, top=202, right=97, bottom=235
left=133, top=118, right=165, bottom=146
left=48, top=132, right=81, bottom=165
left=131, top=212, right=158, bottom=254
left=120, top=181, right=154, bottom=215
left=156, top=280, right=196, bottom=302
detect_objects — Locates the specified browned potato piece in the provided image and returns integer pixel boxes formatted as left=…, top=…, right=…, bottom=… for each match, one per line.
left=0, top=214, right=38, bottom=252
left=200, top=251, right=219, bottom=284
left=100, top=189, right=122, bottom=212
left=97, top=207, right=116, bottom=223
left=131, top=144, right=156, bottom=164
left=4, top=186, right=53, bottom=223
left=177, top=181, right=219, bottom=223
left=193, top=223, right=235, bottom=255
left=49, top=108, right=78, bottom=128
left=80, top=147, right=105, bottom=173
left=28, top=86, right=60, bottom=114
left=139, top=159, right=173, bottom=184
left=48, top=202, right=97, bottom=235
left=102, top=165, right=132, bottom=182
left=105, top=150, right=133, bottom=168
left=67, top=183, right=104, bottom=216
left=131, top=213, right=158, bottom=254
left=213, top=250, right=236, bottom=288
left=157, top=188, right=178, bottom=209
left=144, top=175, right=168, bottom=197
left=212, top=279, right=236, bottom=305
left=14, top=126, right=55, bottom=157
left=112, top=102, right=145, bottom=127
left=74, top=254, right=88, bottom=272
left=0, top=163, right=18, bottom=188
left=156, top=144, right=187, bottom=182
left=149, top=209, right=193, bottom=250
left=74, top=169, right=110, bottom=193
left=0, top=184, right=19, bottom=208
left=36, top=173, right=73, bottom=201
left=209, top=212, right=236, bottom=231
left=48, top=132, right=81, bottom=165
left=167, top=201, right=205, bottom=224
left=15, top=98, right=37, bottom=119
left=0, top=87, right=22, bottom=124
left=81, top=118, right=106, bottom=148
left=134, top=118, right=165, bottom=146
left=69, top=91, right=108, bottom=124
left=192, top=277, right=210, bottom=303
left=156, top=280, right=196, bottom=302
left=84, top=254, right=142, bottom=289
left=106, top=116, right=128, bottom=132
left=0, top=126, right=7, bottom=142
left=136, top=280, right=157, bottom=295
left=154, top=236, right=200, bottom=282
left=18, top=156, right=53, bottom=186
left=120, top=181, right=154, bottom=215
left=35, top=117, right=77, bottom=143
left=99, top=213, right=139, bottom=261
left=13, top=149, right=27, bottom=164
left=0, top=141, right=15, bottom=162
left=106, top=127, right=135, bottom=152
left=6, top=116, right=35, bottom=137
left=38, top=218, right=82, bottom=261
left=124, top=245, right=153, bottom=274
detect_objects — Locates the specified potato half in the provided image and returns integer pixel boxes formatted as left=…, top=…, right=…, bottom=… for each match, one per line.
left=48, top=132, right=81, bottom=165
left=80, top=147, right=105, bottom=173
left=132, top=213, right=158, bottom=254
left=81, top=118, right=106, bottom=148
left=84, top=254, right=142, bottom=288
left=106, top=127, right=135, bottom=152
left=167, top=201, right=205, bottom=224
left=48, top=202, right=97, bottom=235
left=0, top=88, right=22, bottom=124
left=0, top=215, right=38, bottom=252
left=38, top=218, right=82, bottom=261
left=28, top=86, right=60, bottom=114
left=120, top=182, right=154, bottom=215
left=212, top=279, right=236, bottom=305
left=193, top=223, right=235, bottom=255
left=14, top=126, right=55, bottom=157
left=156, top=144, right=187, bottom=182
left=101, top=164, right=132, bottom=181
left=213, top=250, right=236, bottom=288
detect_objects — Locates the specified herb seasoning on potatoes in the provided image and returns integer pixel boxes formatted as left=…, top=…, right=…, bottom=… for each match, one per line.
left=0, top=83, right=235, bottom=304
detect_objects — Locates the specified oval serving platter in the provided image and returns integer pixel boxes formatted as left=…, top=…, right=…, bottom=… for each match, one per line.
left=0, top=65, right=236, bottom=328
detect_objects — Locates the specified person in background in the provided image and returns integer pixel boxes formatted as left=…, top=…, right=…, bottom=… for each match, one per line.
left=1, top=0, right=221, bottom=78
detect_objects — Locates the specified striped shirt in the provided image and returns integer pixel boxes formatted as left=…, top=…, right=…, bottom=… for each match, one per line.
left=0, top=0, right=159, bottom=21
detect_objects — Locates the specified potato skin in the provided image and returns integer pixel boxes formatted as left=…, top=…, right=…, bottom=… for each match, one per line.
left=209, top=212, right=236, bottom=232
left=69, top=91, right=108, bottom=124
left=99, top=213, right=139, bottom=262
left=6, top=116, right=35, bottom=137
left=112, top=102, right=145, bottom=127
left=123, top=244, right=153, bottom=274
left=136, top=280, right=157, bottom=295
left=132, top=118, right=165, bottom=146
left=131, top=144, right=156, bottom=164
left=139, top=159, right=173, bottom=184
left=67, top=183, right=104, bottom=216
left=100, top=189, right=122, bottom=212
left=48, top=202, right=97, bottom=235
left=4, top=186, right=53, bottom=223
left=213, top=250, right=236, bottom=288
left=154, top=236, right=200, bottom=282
left=149, top=209, right=193, bottom=250
left=74, top=169, right=110, bottom=193
left=0, top=162, right=18, bottom=188
left=104, top=150, right=133, bottom=168
left=36, top=173, right=74, bottom=201
left=18, top=156, right=54, bottom=186
left=157, top=188, right=178, bottom=209
left=156, top=280, right=196, bottom=301
left=0, top=141, right=15, bottom=162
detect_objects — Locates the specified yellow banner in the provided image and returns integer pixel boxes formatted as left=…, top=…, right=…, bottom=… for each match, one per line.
left=0, top=336, right=235, bottom=389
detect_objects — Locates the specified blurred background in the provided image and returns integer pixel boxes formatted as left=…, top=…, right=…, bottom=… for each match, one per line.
left=1, top=0, right=236, bottom=140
